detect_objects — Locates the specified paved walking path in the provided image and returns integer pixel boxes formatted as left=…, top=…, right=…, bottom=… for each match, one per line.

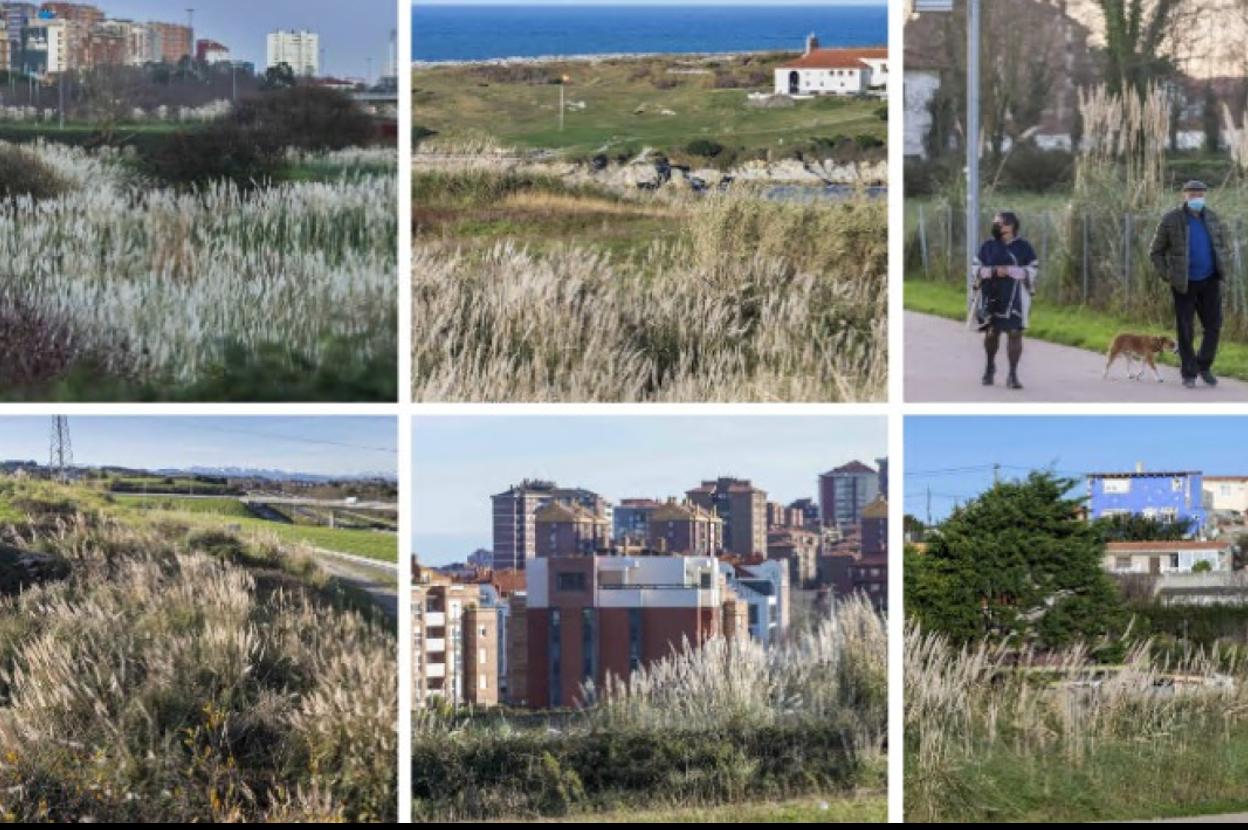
left=905, top=312, right=1248, bottom=402
left=307, top=547, right=398, bottom=622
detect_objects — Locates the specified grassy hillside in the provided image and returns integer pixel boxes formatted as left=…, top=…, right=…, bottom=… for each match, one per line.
left=0, top=478, right=396, bottom=822
left=111, top=493, right=399, bottom=563
left=413, top=54, right=887, bottom=160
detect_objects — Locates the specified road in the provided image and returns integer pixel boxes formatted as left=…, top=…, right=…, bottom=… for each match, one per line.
left=905, top=312, right=1248, bottom=402
left=1123, top=815, right=1248, bottom=823
left=307, top=546, right=398, bottom=623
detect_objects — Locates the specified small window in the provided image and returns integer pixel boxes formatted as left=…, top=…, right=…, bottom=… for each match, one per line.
left=556, top=572, right=586, bottom=592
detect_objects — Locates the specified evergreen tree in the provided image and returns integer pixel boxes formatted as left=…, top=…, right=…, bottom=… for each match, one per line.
left=906, top=472, right=1127, bottom=649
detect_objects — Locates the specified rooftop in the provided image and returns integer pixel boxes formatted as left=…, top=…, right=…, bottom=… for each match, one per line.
left=778, top=46, right=887, bottom=71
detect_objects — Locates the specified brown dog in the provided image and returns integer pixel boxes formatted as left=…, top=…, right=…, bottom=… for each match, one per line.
left=1104, top=333, right=1178, bottom=382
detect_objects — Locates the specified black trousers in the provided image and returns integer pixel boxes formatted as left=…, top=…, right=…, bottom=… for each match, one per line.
left=1173, top=278, right=1222, bottom=379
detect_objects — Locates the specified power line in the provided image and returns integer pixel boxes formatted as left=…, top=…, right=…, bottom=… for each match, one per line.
left=159, top=420, right=397, bottom=455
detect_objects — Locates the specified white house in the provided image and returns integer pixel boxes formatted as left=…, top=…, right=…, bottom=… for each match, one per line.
left=1203, top=476, right=1248, bottom=515
left=775, top=35, right=888, bottom=98
left=1104, top=540, right=1233, bottom=575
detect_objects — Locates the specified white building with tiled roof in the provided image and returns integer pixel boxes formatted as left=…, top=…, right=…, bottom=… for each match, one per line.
left=774, top=35, right=888, bottom=98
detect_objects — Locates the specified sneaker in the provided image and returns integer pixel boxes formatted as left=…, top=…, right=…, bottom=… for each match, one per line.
left=1201, top=370, right=1218, bottom=387
left=1183, top=377, right=1197, bottom=388
left=982, top=366, right=995, bottom=386
left=1007, top=372, right=1023, bottom=390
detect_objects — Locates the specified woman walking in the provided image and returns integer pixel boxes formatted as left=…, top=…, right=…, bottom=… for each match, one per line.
left=972, top=211, right=1039, bottom=390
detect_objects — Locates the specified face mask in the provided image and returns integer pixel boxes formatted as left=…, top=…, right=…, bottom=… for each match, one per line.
left=1188, top=197, right=1206, bottom=212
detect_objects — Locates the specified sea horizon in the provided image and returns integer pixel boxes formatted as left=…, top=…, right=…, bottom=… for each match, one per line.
left=413, top=3, right=887, bottom=63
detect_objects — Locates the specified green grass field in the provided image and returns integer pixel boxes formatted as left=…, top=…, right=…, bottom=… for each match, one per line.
left=909, top=732, right=1248, bottom=823
left=905, top=277, right=1248, bottom=382
left=547, top=794, right=887, bottom=823
left=110, top=493, right=398, bottom=563
left=413, top=54, right=886, bottom=159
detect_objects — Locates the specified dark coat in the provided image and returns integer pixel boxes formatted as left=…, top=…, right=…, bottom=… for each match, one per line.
left=1149, top=205, right=1232, bottom=294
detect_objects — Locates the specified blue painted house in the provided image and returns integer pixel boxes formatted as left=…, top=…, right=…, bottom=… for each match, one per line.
left=1086, top=468, right=1206, bottom=536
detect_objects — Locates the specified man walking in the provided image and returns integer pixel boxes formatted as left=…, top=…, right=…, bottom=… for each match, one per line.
left=1149, top=181, right=1231, bottom=388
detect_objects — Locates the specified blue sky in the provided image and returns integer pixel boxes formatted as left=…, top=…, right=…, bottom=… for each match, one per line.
left=0, top=417, right=396, bottom=477
left=906, top=416, right=1248, bottom=524
left=96, top=1, right=396, bottom=79
left=413, top=415, right=886, bottom=564
left=417, top=2, right=883, bottom=5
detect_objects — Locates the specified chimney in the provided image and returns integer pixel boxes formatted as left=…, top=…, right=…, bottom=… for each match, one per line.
left=1136, top=461, right=1145, bottom=473
left=805, top=32, right=819, bottom=55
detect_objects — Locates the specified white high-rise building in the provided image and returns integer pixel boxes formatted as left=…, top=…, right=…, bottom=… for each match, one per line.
left=266, top=29, right=318, bottom=77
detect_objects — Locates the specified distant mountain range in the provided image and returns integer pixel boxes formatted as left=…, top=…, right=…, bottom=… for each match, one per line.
left=1, top=460, right=394, bottom=484
left=154, top=466, right=397, bottom=483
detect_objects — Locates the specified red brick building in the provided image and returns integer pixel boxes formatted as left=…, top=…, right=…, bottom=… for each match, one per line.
left=647, top=499, right=723, bottom=556
left=534, top=501, right=611, bottom=558
left=686, top=477, right=766, bottom=557
left=525, top=555, right=743, bottom=708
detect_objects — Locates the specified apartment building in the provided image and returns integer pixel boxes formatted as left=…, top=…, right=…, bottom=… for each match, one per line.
left=766, top=526, right=820, bottom=587
left=492, top=480, right=610, bottom=571
left=647, top=499, right=723, bottom=556
left=412, top=572, right=499, bottom=709
left=534, top=500, right=611, bottom=558
left=819, top=461, right=880, bottom=530
left=148, top=21, right=190, bottom=64
left=686, top=477, right=766, bottom=557
left=722, top=557, right=789, bottom=645
left=267, top=28, right=318, bottom=77
left=525, top=555, right=747, bottom=708
left=613, top=498, right=661, bottom=542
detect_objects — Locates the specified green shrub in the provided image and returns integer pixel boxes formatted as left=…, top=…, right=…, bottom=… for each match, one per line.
left=411, top=721, right=859, bottom=820
left=0, top=143, right=69, bottom=200
left=685, top=138, right=725, bottom=159
left=998, top=144, right=1075, bottom=192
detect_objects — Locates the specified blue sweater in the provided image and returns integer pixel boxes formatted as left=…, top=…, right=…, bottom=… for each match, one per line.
left=1188, top=210, right=1215, bottom=281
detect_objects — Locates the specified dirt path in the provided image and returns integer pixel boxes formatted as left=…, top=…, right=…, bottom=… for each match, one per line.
left=307, top=547, right=397, bottom=623
left=905, top=311, right=1248, bottom=402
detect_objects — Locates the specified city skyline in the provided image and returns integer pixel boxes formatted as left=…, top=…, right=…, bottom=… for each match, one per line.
left=0, top=416, right=397, bottom=478
left=413, top=415, right=886, bottom=564
left=906, top=416, right=1248, bottom=525
left=66, top=0, right=395, bottom=79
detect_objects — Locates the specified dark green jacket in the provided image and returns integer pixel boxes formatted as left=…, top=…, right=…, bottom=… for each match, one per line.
left=1149, top=205, right=1232, bottom=294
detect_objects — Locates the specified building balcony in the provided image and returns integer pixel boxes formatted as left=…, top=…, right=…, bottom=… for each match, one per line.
left=424, top=612, right=445, bottom=627
left=426, top=663, right=446, bottom=679
left=425, top=638, right=447, bottom=653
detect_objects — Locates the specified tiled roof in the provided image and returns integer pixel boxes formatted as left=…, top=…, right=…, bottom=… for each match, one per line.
left=779, top=46, right=887, bottom=70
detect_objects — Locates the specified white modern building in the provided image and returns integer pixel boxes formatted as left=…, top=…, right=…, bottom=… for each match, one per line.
left=266, top=29, right=319, bottom=77
left=775, top=35, right=888, bottom=98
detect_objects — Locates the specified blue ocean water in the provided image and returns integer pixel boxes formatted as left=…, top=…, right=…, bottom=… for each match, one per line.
left=412, top=3, right=887, bottom=62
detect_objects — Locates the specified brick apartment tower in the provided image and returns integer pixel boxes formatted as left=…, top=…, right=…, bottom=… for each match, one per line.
left=819, top=461, right=880, bottom=530
left=685, top=477, right=766, bottom=557
left=534, top=501, right=611, bottom=558
left=462, top=604, right=499, bottom=707
left=647, top=499, right=723, bottom=555
left=525, top=556, right=743, bottom=708
left=412, top=576, right=499, bottom=708
left=492, top=481, right=609, bottom=571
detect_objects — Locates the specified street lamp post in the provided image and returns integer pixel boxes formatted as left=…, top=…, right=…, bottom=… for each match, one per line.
left=966, top=0, right=981, bottom=309
left=559, top=75, right=570, bottom=131
left=914, top=0, right=977, bottom=310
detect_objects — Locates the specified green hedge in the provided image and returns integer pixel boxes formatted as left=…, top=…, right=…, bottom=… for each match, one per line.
left=412, top=720, right=861, bottom=820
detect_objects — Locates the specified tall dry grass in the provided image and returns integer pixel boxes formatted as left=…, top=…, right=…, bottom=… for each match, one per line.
left=905, top=622, right=1244, bottom=821
left=412, top=187, right=887, bottom=402
left=588, top=594, right=887, bottom=746
left=0, top=505, right=396, bottom=822
left=1, top=141, right=396, bottom=388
